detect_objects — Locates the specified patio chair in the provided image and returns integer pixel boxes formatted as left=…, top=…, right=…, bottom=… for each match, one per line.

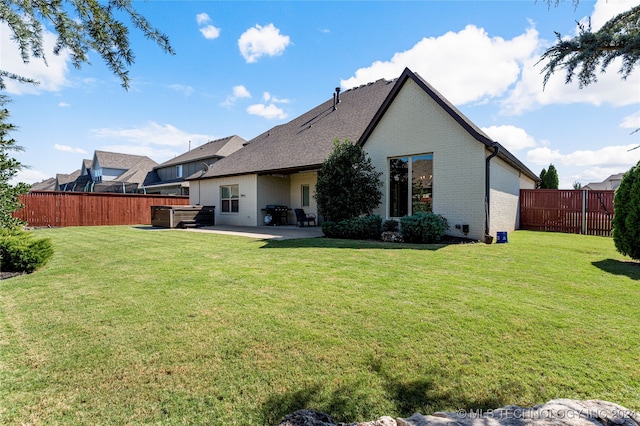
left=294, top=209, right=316, bottom=227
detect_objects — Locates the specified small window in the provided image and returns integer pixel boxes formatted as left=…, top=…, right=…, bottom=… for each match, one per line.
left=301, top=184, right=310, bottom=207
left=176, top=165, right=183, bottom=178
left=221, top=184, right=239, bottom=213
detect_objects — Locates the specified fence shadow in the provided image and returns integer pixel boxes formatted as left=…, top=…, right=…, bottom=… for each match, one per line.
left=592, top=259, right=640, bottom=280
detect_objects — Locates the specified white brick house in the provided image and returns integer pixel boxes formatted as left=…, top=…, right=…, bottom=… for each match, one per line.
left=188, top=68, right=538, bottom=241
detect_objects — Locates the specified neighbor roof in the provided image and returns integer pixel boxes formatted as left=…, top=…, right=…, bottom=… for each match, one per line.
left=94, top=151, right=156, bottom=170
left=30, top=177, right=57, bottom=191
left=190, top=78, right=396, bottom=179
left=156, top=135, right=247, bottom=169
left=114, top=156, right=160, bottom=186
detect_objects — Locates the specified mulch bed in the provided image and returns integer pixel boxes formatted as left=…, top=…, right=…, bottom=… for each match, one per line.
left=0, top=271, right=25, bottom=280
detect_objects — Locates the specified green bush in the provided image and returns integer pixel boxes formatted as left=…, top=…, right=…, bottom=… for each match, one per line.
left=400, top=212, right=449, bottom=244
left=321, top=215, right=382, bottom=240
left=613, top=161, right=640, bottom=260
left=382, top=219, right=399, bottom=232
left=0, top=229, right=54, bottom=273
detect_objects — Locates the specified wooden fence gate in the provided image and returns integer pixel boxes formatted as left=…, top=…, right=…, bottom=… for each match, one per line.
left=14, top=191, right=190, bottom=227
left=519, top=189, right=614, bottom=237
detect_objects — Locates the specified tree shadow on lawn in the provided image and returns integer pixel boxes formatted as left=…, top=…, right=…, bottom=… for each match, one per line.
left=260, top=365, right=509, bottom=425
left=592, top=259, right=640, bottom=280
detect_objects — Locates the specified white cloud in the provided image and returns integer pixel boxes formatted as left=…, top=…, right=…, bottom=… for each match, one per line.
left=196, top=13, right=211, bottom=25
left=238, top=23, right=291, bottom=63
left=222, top=85, right=252, bottom=106
left=341, top=25, right=540, bottom=105
left=58, top=102, right=71, bottom=108
left=247, top=103, right=288, bottom=120
left=92, top=121, right=213, bottom=148
left=589, top=0, right=638, bottom=31
left=502, top=55, right=640, bottom=115
left=262, top=92, right=290, bottom=103
left=196, top=13, right=220, bottom=40
left=54, top=144, right=87, bottom=154
left=167, top=84, right=194, bottom=96
left=527, top=144, right=640, bottom=168
left=200, top=25, right=221, bottom=40
left=11, top=168, right=49, bottom=185
left=1, top=23, right=71, bottom=95
left=620, top=111, right=640, bottom=130
left=481, top=125, right=538, bottom=152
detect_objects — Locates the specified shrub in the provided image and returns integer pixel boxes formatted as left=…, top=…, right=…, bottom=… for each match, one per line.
left=613, top=161, right=640, bottom=260
left=382, top=219, right=399, bottom=232
left=400, top=212, right=449, bottom=244
left=321, top=215, right=382, bottom=240
left=0, top=229, right=54, bottom=273
left=315, top=139, right=382, bottom=222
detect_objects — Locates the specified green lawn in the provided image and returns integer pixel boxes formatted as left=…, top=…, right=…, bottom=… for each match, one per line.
left=1, top=227, right=638, bottom=425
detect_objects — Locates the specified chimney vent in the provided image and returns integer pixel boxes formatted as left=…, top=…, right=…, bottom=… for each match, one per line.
left=335, top=87, right=341, bottom=104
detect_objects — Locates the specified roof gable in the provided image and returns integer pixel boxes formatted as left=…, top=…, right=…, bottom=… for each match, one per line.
left=359, top=68, right=538, bottom=182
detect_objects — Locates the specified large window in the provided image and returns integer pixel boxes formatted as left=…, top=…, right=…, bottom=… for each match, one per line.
left=389, top=154, right=433, bottom=217
left=221, top=184, right=239, bottom=213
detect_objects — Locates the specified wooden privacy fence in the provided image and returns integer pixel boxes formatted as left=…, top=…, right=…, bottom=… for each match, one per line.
left=519, top=189, right=614, bottom=236
left=14, top=191, right=190, bottom=227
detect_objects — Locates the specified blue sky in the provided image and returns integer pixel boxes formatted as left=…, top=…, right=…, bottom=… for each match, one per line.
left=2, top=0, right=639, bottom=189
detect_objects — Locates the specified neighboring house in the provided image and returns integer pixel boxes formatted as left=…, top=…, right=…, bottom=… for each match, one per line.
left=56, top=170, right=82, bottom=191
left=583, top=173, right=624, bottom=191
left=30, top=177, right=57, bottom=191
left=187, top=68, right=538, bottom=241
left=145, top=135, right=246, bottom=195
left=59, top=151, right=159, bottom=193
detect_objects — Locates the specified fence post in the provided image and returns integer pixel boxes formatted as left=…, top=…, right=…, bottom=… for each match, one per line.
left=581, top=190, right=587, bottom=235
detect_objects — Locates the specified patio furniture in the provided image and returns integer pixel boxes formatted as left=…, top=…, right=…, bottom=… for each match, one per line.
left=294, top=209, right=316, bottom=227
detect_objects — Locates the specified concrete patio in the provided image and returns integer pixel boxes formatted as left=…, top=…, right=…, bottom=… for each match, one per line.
left=185, top=224, right=324, bottom=240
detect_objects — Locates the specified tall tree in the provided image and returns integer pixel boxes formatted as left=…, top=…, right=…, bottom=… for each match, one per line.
left=0, top=95, right=29, bottom=229
left=539, top=164, right=560, bottom=189
left=539, top=168, right=547, bottom=189
left=315, top=139, right=382, bottom=223
left=1, top=0, right=174, bottom=90
left=612, top=161, right=640, bottom=261
left=539, top=3, right=640, bottom=88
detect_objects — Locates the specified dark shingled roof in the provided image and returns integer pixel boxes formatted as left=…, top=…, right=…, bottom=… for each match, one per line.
left=30, top=177, right=57, bottom=191
left=192, top=67, right=538, bottom=182
left=94, top=151, right=157, bottom=170
left=156, top=135, right=246, bottom=169
left=191, top=78, right=396, bottom=179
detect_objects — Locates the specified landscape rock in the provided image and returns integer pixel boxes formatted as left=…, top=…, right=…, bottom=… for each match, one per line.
left=278, top=400, right=638, bottom=426
left=381, top=231, right=404, bottom=243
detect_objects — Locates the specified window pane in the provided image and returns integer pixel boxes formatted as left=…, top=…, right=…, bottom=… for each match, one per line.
left=222, top=199, right=230, bottom=212
left=221, top=186, right=230, bottom=199
left=389, top=157, right=409, bottom=217
left=231, top=199, right=239, bottom=212
left=411, top=154, right=433, bottom=213
left=230, top=185, right=239, bottom=198
left=302, top=185, right=310, bottom=207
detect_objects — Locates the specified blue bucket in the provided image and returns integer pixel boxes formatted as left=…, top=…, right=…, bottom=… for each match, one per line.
left=496, top=231, right=508, bottom=244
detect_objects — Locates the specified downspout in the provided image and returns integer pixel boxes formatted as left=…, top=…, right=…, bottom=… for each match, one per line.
left=485, top=142, right=499, bottom=243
